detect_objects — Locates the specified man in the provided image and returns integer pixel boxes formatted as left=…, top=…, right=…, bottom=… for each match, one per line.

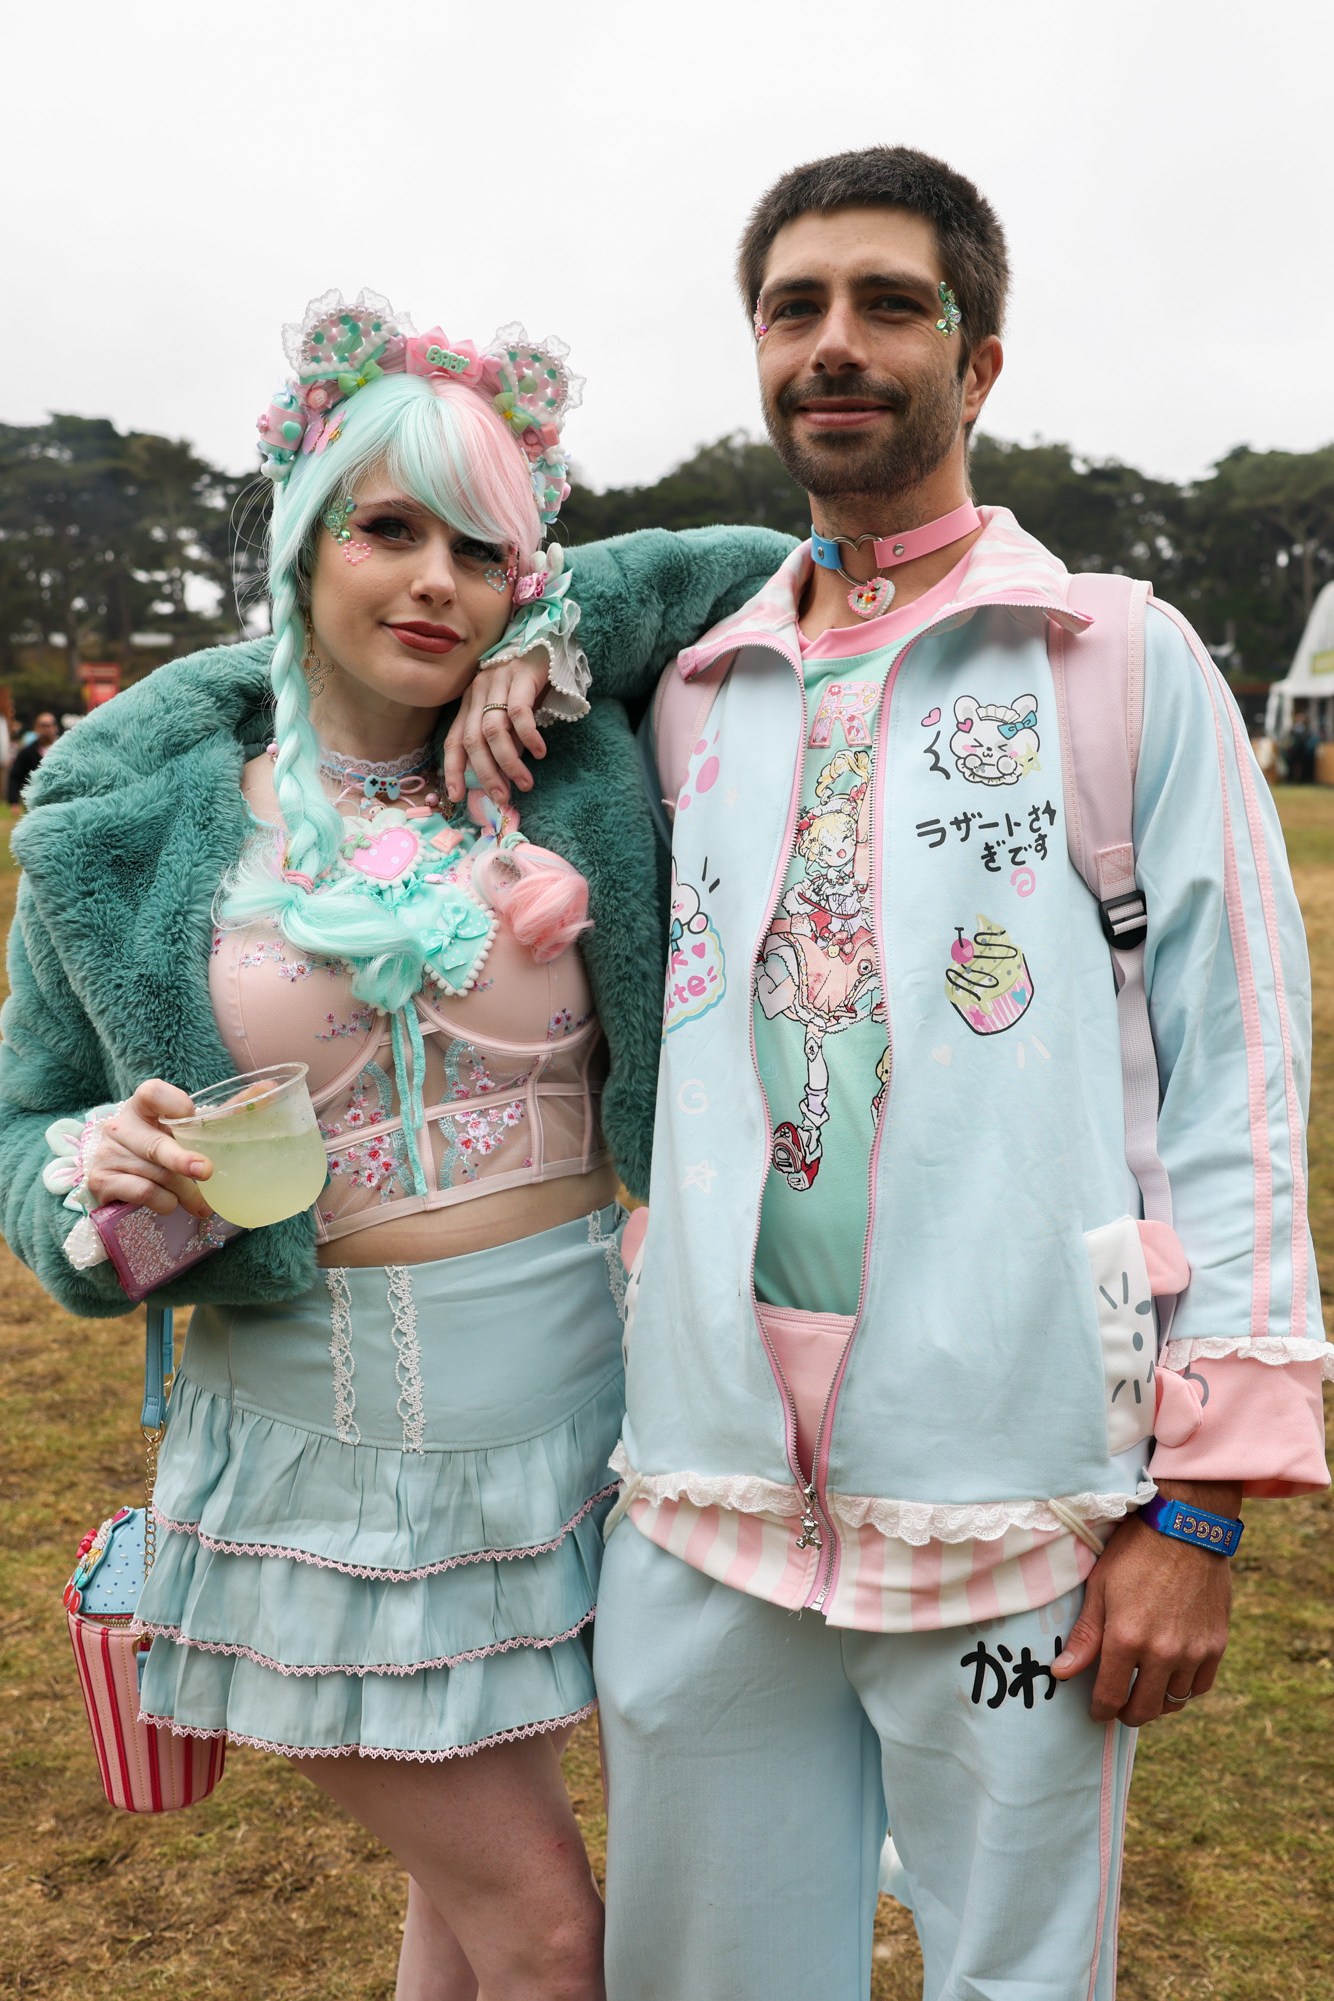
left=593, top=149, right=1329, bottom=1999
left=7, top=711, right=61, bottom=809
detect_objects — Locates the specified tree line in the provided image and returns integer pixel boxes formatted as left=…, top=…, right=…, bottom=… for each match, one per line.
left=2, top=414, right=1330, bottom=715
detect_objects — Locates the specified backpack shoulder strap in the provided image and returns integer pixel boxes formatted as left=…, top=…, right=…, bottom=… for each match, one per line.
left=1049, top=574, right=1174, bottom=1240
left=1052, top=573, right=1150, bottom=932
left=651, top=652, right=734, bottom=824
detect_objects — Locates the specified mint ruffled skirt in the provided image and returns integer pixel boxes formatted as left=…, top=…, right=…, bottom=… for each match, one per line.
left=135, top=1207, right=626, bottom=1761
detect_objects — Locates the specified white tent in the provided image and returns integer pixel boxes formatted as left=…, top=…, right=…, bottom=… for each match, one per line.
left=1265, top=581, right=1334, bottom=740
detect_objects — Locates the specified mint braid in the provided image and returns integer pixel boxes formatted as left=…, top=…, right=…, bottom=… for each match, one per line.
left=267, top=571, right=344, bottom=881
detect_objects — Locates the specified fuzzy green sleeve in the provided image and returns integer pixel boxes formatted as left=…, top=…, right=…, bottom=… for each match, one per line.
left=564, top=525, right=796, bottom=703
left=0, top=875, right=131, bottom=1315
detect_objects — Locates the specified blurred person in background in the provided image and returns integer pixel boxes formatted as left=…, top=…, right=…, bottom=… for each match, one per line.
left=7, top=709, right=59, bottom=808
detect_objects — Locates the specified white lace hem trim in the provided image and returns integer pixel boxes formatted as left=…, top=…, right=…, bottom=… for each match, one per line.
left=1161, top=1336, right=1333, bottom=1375
left=829, top=1484, right=1156, bottom=1545
left=138, top=1700, right=596, bottom=1763
left=609, top=1446, right=1156, bottom=1546
left=607, top=1443, right=798, bottom=1522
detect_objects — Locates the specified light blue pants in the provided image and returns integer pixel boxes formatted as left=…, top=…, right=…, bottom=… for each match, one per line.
left=595, top=1524, right=1135, bottom=2001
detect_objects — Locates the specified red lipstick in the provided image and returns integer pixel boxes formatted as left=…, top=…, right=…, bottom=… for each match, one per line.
left=387, top=621, right=461, bottom=656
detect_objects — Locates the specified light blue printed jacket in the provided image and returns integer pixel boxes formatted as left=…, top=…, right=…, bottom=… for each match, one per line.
left=618, top=509, right=1328, bottom=1565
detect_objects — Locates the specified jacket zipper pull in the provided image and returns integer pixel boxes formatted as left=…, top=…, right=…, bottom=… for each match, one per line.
left=796, top=1482, right=823, bottom=1552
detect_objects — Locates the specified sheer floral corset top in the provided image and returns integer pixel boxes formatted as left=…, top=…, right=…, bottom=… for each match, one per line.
left=209, top=915, right=608, bottom=1245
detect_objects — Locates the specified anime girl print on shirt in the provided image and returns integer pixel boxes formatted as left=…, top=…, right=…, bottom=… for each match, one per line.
left=755, top=747, right=882, bottom=1189
left=951, top=693, right=1040, bottom=786
left=664, top=856, right=727, bottom=1035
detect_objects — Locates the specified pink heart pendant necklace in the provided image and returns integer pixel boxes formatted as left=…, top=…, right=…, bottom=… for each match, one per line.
left=810, top=500, right=982, bottom=620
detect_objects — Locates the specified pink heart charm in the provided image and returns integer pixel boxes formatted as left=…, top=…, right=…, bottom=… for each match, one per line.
left=349, top=827, right=420, bottom=882
left=921, top=708, right=941, bottom=727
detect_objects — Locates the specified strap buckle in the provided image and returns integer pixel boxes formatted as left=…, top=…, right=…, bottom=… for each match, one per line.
left=1099, top=889, right=1147, bottom=952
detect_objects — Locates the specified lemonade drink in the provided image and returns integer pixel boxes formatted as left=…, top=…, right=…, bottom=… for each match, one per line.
left=197, top=1122, right=328, bottom=1229
left=166, top=1064, right=328, bottom=1229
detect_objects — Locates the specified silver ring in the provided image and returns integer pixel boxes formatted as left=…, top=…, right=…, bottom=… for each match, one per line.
left=1164, top=1692, right=1192, bottom=1705
left=481, top=703, right=510, bottom=717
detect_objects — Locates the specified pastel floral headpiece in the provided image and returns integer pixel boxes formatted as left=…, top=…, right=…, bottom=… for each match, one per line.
left=256, top=288, right=581, bottom=530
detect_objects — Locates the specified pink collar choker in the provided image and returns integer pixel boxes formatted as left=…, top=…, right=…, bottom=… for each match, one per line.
left=810, top=500, right=982, bottom=618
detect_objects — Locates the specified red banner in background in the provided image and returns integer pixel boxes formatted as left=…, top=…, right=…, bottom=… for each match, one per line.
left=79, top=664, right=121, bottom=708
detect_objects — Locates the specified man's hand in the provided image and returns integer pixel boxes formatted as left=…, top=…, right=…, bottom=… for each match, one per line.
left=442, top=653, right=552, bottom=805
left=1051, top=1481, right=1240, bottom=1726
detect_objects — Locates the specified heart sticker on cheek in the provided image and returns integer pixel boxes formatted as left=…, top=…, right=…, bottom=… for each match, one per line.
left=342, top=541, right=372, bottom=565
left=921, top=708, right=941, bottom=727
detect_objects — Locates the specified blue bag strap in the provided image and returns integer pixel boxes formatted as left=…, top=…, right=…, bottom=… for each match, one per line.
left=140, top=1302, right=175, bottom=1431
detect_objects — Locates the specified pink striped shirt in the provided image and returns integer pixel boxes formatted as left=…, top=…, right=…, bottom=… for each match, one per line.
left=625, top=1492, right=1097, bottom=1632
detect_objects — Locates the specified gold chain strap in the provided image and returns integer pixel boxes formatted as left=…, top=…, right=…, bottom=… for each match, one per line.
left=141, top=1374, right=172, bottom=1572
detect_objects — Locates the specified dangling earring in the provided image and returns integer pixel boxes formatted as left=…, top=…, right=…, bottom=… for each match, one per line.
left=302, top=630, right=330, bottom=698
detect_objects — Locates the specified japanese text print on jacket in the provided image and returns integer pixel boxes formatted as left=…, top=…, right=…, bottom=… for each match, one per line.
left=620, top=509, right=1329, bottom=1553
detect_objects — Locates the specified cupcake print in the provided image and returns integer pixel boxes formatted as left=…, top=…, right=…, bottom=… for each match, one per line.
left=945, top=916, right=1034, bottom=1035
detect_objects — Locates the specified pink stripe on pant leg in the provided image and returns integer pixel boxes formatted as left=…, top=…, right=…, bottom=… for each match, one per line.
left=1085, top=1724, right=1118, bottom=2001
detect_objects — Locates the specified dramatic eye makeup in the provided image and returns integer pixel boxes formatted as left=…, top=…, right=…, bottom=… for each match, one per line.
left=453, top=536, right=507, bottom=565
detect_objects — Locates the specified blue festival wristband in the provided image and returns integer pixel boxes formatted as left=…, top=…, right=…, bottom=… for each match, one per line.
left=1138, top=1494, right=1244, bottom=1558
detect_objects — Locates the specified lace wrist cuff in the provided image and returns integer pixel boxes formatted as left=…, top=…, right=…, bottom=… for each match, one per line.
left=42, top=1103, right=121, bottom=1215
left=479, top=554, right=591, bottom=724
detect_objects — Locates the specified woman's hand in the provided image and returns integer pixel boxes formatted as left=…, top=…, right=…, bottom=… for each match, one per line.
left=443, top=651, right=553, bottom=805
left=86, top=1079, right=215, bottom=1219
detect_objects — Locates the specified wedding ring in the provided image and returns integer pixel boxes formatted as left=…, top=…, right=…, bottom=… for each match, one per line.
left=481, top=703, right=510, bottom=716
left=1164, top=1692, right=1192, bottom=1705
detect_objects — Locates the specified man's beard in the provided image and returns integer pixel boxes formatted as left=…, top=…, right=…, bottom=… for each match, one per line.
left=762, top=369, right=964, bottom=508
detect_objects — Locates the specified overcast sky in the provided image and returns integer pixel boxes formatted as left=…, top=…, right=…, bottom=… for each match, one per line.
left=9, top=0, right=1333, bottom=497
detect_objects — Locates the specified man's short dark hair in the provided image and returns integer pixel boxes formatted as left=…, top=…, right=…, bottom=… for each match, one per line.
left=737, top=146, right=1010, bottom=355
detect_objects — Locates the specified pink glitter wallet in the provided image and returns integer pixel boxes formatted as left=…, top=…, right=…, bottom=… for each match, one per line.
left=90, top=1202, right=242, bottom=1303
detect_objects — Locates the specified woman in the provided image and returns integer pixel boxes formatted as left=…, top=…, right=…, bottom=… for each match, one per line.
left=0, top=290, right=790, bottom=2001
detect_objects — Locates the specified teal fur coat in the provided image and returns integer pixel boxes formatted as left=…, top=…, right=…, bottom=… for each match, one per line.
left=0, top=526, right=794, bottom=1318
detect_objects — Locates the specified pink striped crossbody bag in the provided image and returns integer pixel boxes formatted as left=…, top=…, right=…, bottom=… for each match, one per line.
left=63, top=1303, right=226, bottom=1812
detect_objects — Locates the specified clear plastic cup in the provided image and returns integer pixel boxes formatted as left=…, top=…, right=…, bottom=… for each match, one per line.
left=163, top=1063, right=327, bottom=1229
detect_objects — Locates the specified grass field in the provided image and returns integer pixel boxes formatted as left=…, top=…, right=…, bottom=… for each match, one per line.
left=1, top=792, right=1331, bottom=2001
